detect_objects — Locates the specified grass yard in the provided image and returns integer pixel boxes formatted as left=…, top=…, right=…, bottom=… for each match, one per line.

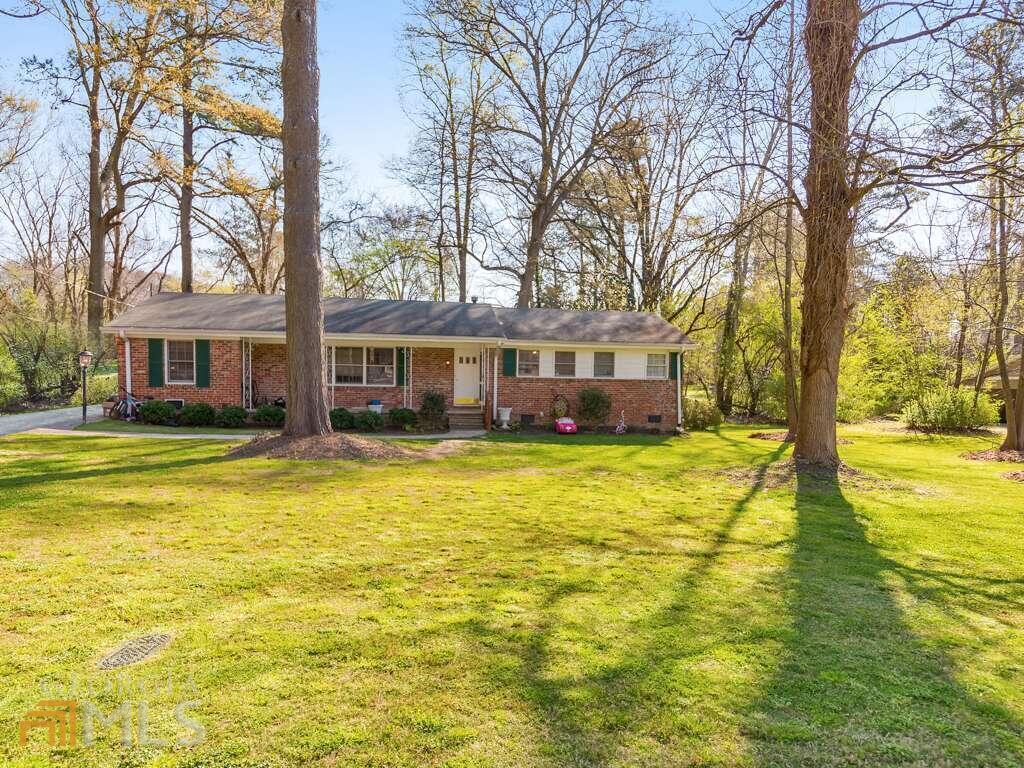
left=1, top=424, right=1023, bottom=767
left=73, top=420, right=274, bottom=436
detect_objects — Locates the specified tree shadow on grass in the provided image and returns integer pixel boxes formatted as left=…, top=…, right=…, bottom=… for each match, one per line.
left=746, top=466, right=1024, bottom=767
left=453, top=443, right=789, bottom=765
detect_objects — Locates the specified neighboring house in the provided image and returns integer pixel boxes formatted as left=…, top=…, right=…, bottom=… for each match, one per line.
left=982, top=357, right=1021, bottom=394
left=103, top=293, right=696, bottom=430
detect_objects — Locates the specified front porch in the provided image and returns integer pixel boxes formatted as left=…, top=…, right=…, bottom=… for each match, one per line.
left=243, top=341, right=491, bottom=425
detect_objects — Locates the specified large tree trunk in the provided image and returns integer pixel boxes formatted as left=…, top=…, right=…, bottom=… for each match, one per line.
left=281, top=0, right=330, bottom=437
left=793, top=0, right=858, bottom=467
left=716, top=235, right=749, bottom=416
left=517, top=206, right=545, bottom=308
left=180, top=99, right=195, bottom=293
left=86, top=111, right=105, bottom=353
left=782, top=0, right=799, bottom=441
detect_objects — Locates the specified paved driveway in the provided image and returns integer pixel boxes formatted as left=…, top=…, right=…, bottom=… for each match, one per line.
left=0, top=405, right=102, bottom=436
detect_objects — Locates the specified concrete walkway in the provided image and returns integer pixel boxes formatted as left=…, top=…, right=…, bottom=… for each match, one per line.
left=24, top=426, right=487, bottom=441
left=0, top=405, right=102, bottom=436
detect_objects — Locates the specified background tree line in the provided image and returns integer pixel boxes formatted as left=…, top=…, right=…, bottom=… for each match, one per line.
left=1, top=0, right=1022, bottom=462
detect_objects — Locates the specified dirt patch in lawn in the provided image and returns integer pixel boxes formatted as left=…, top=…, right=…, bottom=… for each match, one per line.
left=229, top=433, right=473, bottom=462
left=230, top=433, right=415, bottom=461
left=962, top=448, right=1024, bottom=463
left=1004, top=470, right=1024, bottom=483
left=719, top=459, right=901, bottom=493
left=748, top=431, right=852, bottom=444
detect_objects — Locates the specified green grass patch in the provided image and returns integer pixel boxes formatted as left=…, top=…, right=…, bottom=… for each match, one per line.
left=74, top=418, right=273, bottom=436
left=1, top=424, right=1022, bottom=766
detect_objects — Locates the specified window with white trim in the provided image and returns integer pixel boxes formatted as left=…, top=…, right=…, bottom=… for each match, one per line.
left=366, top=347, right=395, bottom=385
left=334, top=347, right=363, bottom=384
left=554, top=350, right=575, bottom=377
left=517, top=349, right=540, bottom=377
left=646, top=352, right=668, bottom=379
left=166, top=340, right=195, bottom=384
left=331, top=346, right=396, bottom=386
left=594, top=351, right=615, bottom=378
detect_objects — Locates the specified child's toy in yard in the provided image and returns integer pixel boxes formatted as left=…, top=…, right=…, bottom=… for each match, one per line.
left=555, top=416, right=578, bottom=434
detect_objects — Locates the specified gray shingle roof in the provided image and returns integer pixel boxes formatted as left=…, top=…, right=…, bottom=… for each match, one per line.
left=105, top=292, right=692, bottom=347
left=494, top=306, right=689, bottom=345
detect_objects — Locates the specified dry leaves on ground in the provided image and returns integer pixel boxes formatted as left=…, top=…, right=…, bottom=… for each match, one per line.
left=228, top=433, right=473, bottom=462
left=963, top=449, right=1024, bottom=463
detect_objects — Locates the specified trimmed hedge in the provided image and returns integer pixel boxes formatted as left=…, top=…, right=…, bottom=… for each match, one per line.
left=330, top=407, right=355, bottom=431
left=253, top=404, right=286, bottom=427
left=684, top=398, right=723, bottom=431
left=138, top=399, right=176, bottom=425
left=388, top=407, right=417, bottom=429
left=178, top=402, right=216, bottom=427
left=577, top=388, right=611, bottom=425
left=215, top=405, right=247, bottom=428
left=354, top=410, right=384, bottom=432
left=420, top=390, right=445, bottom=418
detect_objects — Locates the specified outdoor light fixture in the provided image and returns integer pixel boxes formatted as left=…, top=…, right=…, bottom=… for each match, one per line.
left=78, top=349, right=93, bottom=422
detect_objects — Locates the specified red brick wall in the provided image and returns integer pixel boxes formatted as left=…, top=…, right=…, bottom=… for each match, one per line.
left=492, top=371, right=677, bottom=430
left=408, top=347, right=454, bottom=411
left=251, top=343, right=286, bottom=404
left=118, top=336, right=242, bottom=407
left=251, top=344, right=455, bottom=411
left=116, top=336, right=675, bottom=426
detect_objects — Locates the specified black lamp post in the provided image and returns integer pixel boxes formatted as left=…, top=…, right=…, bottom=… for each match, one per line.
left=77, top=349, right=94, bottom=422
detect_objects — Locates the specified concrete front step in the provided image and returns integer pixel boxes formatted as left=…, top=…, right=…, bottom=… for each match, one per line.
left=448, top=407, right=485, bottom=429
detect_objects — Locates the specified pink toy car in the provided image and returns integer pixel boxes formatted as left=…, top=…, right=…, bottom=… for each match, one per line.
left=555, top=417, right=578, bottom=434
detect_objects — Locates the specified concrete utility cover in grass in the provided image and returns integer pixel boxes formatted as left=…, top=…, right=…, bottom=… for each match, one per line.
left=98, top=634, right=171, bottom=669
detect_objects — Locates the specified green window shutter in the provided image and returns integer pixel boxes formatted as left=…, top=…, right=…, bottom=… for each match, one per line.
left=669, top=352, right=679, bottom=380
left=396, top=348, right=406, bottom=386
left=147, top=338, right=164, bottom=387
left=195, top=339, right=211, bottom=388
left=502, top=348, right=517, bottom=377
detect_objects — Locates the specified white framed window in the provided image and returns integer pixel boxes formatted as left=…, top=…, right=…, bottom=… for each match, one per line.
left=518, top=349, right=540, bottom=377
left=331, top=346, right=396, bottom=386
left=646, top=353, right=669, bottom=379
left=366, top=347, right=395, bottom=385
left=554, top=350, right=575, bottom=377
left=594, top=351, right=615, bottom=378
left=334, top=347, right=363, bottom=384
left=166, top=340, right=195, bottom=385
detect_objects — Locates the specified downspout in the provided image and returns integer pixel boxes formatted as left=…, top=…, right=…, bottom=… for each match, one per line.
left=407, top=346, right=413, bottom=409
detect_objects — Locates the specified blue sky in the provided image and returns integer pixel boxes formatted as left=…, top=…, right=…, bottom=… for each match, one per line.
left=2, top=1, right=416, bottom=194
left=1, top=1, right=708, bottom=197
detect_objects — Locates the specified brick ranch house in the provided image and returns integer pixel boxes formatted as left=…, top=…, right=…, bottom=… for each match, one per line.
left=103, top=293, right=695, bottom=430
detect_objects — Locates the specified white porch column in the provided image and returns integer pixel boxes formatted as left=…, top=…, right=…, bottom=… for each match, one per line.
left=493, top=348, right=499, bottom=421
left=123, top=333, right=132, bottom=395
left=676, top=348, right=685, bottom=430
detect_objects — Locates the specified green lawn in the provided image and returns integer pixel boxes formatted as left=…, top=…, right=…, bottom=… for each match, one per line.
left=1, top=424, right=1022, bottom=767
left=74, top=419, right=273, bottom=436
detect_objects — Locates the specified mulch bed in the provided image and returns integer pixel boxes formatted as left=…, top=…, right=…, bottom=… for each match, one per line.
left=718, top=458, right=902, bottom=493
left=230, top=433, right=416, bottom=461
left=748, top=431, right=852, bottom=445
left=1004, top=470, right=1024, bottom=483
left=229, top=433, right=473, bottom=462
left=962, top=449, right=1024, bottom=463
